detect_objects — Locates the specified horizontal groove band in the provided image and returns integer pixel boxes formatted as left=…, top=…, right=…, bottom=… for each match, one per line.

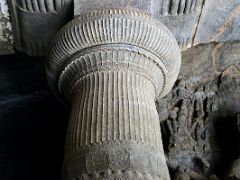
left=47, top=8, right=181, bottom=99
left=58, top=45, right=167, bottom=101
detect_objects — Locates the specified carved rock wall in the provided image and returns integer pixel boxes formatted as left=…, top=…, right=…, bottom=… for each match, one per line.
left=2, top=0, right=240, bottom=55
left=8, top=0, right=73, bottom=56
left=194, top=0, right=240, bottom=45
left=158, top=41, right=240, bottom=179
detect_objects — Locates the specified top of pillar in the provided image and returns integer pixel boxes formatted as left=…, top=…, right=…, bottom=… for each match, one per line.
left=46, top=8, right=181, bottom=102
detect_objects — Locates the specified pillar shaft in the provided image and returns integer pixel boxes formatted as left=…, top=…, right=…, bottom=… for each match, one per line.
left=46, top=8, right=181, bottom=180
left=63, top=70, right=169, bottom=179
left=59, top=47, right=170, bottom=179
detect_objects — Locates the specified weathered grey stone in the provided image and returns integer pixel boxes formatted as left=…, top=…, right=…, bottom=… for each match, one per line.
left=194, top=0, right=240, bottom=45
left=8, top=0, right=73, bottom=56
left=74, top=0, right=159, bottom=16
left=4, top=0, right=240, bottom=55
left=214, top=42, right=240, bottom=71
left=158, top=41, right=240, bottom=178
left=47, top=8, right=181, bottom=179
left=156, top=0, right=204, bottom=50
left=178, top=41, right=240, bottom=89
left=228, top=159, right=240, bottom=179
left=74, top=0, right=205, bottom=50
left=1, top=0, right=240, bottom=179
left=180, top=42, right=218, bottom=88
left=0, top=0, right=13, bottom=55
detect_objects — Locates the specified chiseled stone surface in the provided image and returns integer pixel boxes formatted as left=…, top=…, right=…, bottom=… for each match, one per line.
left=74, top=0, right=158, bottom=16
left=74, top=0, right=240, bottom=51
left=156, top=0, right=204, bottom=50
left=3, top=0, right=240, bottom=55
left=74, top=0, right=205, bottom=50
left=47, top=8, right=181, bottom=179
left=8, top=0, right=73, bottom=56
left=0, top=0, right=240, bottom=179
left=194, top=0, right=240, bottom=45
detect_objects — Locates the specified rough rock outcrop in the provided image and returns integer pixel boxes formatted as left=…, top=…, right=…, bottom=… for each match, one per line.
left=158, top=41, right=240, bottom=179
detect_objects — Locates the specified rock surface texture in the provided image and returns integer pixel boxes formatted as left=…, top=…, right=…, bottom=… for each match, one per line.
left=4, top=0, right=240, bottom=55
left=158, top=41, right=240, bottom=179
left=0, top=0, right=239, bottom=180
left=0, top=0, right=13, bottom=54
left=8, top=0, right=73, bottom=56
left=0, top=43, right=239, bottom=180
left=46, top=8, right=181, bottom=180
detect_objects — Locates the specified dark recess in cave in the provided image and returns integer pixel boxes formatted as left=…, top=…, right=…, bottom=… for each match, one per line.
left=0, top=55, right=70, bottom=180
left=214, top=115, right=240, bottom=178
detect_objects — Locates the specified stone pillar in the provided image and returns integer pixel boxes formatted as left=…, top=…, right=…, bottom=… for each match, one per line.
left=46, top=9, right=181, bottom=180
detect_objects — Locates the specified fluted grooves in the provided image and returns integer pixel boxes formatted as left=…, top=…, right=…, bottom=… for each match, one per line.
left=161, top=0, right=199, bottom=15
left=25, top=41, right=48, bottom=56
left=46, top=8, right=181, bottom=180
left=62, top=70, right=168, bottom=179
left=20, top=0, right=57, bottom=13
left=47, top=8, right=181, bottom=98
left=66, top=71, right=160, bottom=152
left=177, top=37, right=191, bottom=49
left=58, top=47, right=166, bottom=102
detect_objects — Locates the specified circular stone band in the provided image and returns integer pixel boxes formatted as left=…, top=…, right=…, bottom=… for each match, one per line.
left=62, top=142, right=167, bottom=180
left=46, top=8, right=181, bottom=99
left=58, top=44, right=167, bottom=102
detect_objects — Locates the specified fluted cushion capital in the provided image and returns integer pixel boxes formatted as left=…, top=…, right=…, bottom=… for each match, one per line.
left=46, top=8, right=181, bottom=102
